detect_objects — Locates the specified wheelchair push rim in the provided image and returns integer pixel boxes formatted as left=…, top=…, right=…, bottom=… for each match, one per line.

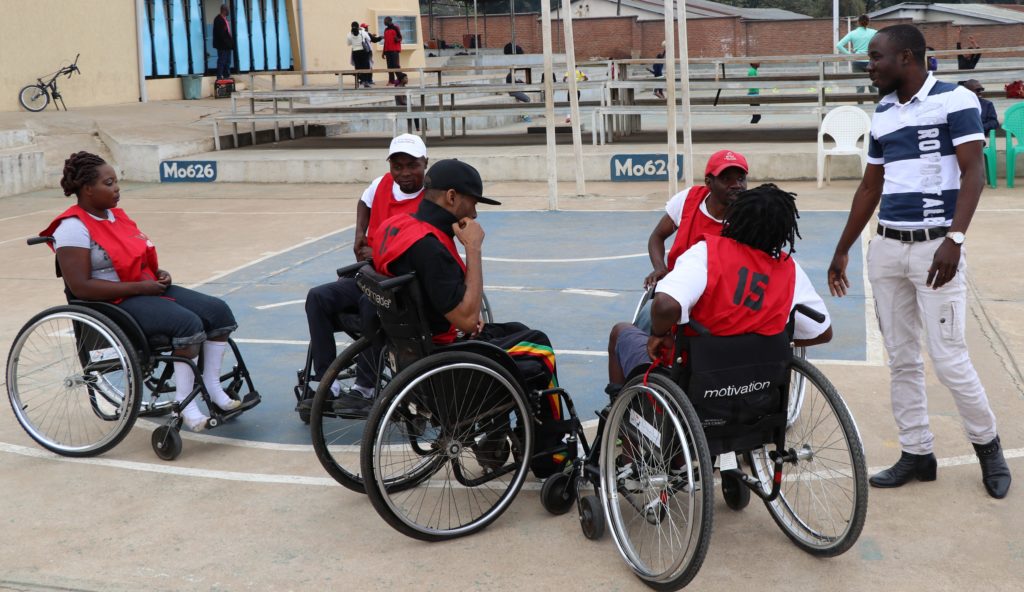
left=745, top=357, right=868, bottom=557
left=362, top=353, right=533, bottom=541
left=600, top=373, right=714, bottom=590
left=6, top=307, right=141, bottom=457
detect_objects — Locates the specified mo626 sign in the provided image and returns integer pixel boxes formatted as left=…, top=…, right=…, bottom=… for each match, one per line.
left=610, top=154, right=683, bottom=182
left=160, top=160, right=217, bottom=182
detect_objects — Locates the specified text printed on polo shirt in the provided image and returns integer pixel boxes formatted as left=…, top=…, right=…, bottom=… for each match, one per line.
left=918, top=127, right=945, bottom=221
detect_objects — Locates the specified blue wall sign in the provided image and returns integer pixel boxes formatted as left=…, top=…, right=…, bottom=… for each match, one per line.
left=160, top=160, right=217, bottom=182
left=610, top=154, right=684, bottom=182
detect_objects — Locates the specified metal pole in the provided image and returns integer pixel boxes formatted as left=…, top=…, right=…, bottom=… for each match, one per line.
left=510, top=0, right=516, bottom=55
left=473, top=0, right=479, bottom=55
left=833, top=0, right=839, bottom=74
left=675, top=0, right=694, bottom=188
left=135, top=0, right=149, bottom=102
left=297, top=0, right=308, bottom=85
left=662, top=0, right=678, bottom=196
left=541, top=0, right=558, bottom=210
left=562, top=0, right=585, bottom=196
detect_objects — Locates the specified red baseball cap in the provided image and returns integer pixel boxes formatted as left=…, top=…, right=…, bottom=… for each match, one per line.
left=704, top=150, right=749, bottom=176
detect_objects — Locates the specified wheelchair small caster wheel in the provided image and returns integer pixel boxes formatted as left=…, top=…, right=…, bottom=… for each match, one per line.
left=579, top=495, right=605, bottom=540
left=152, top=426, right=182, bottom=461
left=721, top=472, right=750, bottom=511
left=298, top=408, right=311, bottom=424
left=541, top=472, right=577, bottom=515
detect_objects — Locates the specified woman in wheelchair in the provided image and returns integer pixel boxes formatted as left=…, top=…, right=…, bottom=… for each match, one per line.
left=39, top=151, right=254, bottom=432
left=612, top=183, right=832, bottom=386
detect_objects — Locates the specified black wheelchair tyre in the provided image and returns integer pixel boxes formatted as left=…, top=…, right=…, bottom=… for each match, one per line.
left=579, top=494, right=606, bottom=540
left=309, top=337, right=377, bottom=493
left=361, top=351, right=534, bottom=542
left=151, top=425, right=182, bottom=461
left=6, top=305, right=142, bottom=457
left=19, top=84, right=49, bottom=112
left=720, top=472, right=750, bottom=511
left=541, top=471, right=577, bottom=515
left=745, top=357, right=868, bottom=557
left=601, top=372, right=714, bottom=592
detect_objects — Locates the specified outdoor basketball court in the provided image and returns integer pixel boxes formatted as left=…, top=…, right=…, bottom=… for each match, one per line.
left=193, top=208, right=866, bottom=445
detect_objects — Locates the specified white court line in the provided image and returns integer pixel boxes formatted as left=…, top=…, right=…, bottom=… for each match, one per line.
left=254, top=299, right=306, bottom=310
left=0, top=235, right=34, bottom=247
left=0, top=209, right=56, bottom=224
left=1, top=439, right=1019, bottom=489
left=562, top=288, right=618, bottom=298
left=483, top=253, right=645, bottom=263
left=185, top=224, right=354, bottom=290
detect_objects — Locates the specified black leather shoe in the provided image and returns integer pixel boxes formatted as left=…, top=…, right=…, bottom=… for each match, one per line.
left=973, top=436, right=1012, bottom=499
left=869, top=451, right=937, bottom=488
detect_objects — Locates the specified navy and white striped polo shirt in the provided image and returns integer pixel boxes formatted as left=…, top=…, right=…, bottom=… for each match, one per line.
left=867, top=74, right=984, bottom=229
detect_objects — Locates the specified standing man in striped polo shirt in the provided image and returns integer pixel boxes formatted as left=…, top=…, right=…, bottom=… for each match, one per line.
left=828, top=25, right=1010, bottom=499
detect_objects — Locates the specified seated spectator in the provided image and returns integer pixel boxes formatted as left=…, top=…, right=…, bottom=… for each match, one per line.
left=956, top=27, right=981, bottom=70
left=40, top=152, right=255, bottom=432
left=961, top=79, right=999, bottom=135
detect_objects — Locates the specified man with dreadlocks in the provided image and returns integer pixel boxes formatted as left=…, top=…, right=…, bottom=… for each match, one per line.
left=610, top=184, right=833, bottom=384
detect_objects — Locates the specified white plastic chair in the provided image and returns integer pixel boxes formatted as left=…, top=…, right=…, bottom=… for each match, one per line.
left=817, top=106, right=872, bottom=188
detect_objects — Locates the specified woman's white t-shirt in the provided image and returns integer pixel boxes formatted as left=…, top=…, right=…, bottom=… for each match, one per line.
left=51, top=211, right=121, bottom=282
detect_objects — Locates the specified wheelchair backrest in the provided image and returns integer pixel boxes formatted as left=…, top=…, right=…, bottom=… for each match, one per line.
left=355, top=265, right=435, bottom=371
left=672, top=322, right=793, bottom=456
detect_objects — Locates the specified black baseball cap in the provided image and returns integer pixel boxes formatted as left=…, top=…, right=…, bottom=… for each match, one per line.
left=423, top=159, right=501, bottom=205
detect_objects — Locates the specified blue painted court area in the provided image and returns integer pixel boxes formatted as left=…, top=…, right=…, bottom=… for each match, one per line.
left=199, top=210, right=865, bottom=444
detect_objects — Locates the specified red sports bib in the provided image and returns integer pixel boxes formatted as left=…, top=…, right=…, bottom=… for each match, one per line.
left=367, top=173, right=423, bottom=238
left=369, top=213, right=466, bottom=344
left=689, top=235, right=796, bottom=336
left=41, top=205, right=160, bottom=296
left=665, top=186, right=724, bottom=270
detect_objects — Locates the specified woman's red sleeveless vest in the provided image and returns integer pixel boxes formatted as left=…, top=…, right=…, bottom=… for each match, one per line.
left=40, top=205, right=160, bottom=285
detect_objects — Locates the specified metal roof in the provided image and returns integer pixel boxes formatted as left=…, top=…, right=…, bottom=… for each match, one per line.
left=569, top=0, right=811, bottom=21
left=869, top=3, right=1024, bottom=24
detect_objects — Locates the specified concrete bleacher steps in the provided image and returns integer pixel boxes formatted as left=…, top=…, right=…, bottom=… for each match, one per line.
left=0, top=129, right=45, bottom=198
left=177, top=141, right=864, bottom=185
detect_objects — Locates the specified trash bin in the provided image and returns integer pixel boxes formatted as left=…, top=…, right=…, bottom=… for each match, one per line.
left=181, top=74, right=203, bottom=100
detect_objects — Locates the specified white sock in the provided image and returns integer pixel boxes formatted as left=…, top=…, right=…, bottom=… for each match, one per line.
left=202, top=340, right=233, bottom=407
left=174, top=358, right=207, bottom=425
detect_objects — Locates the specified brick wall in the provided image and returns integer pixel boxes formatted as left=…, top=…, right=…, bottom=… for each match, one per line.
left=420, top=13, right=1024, bottom=59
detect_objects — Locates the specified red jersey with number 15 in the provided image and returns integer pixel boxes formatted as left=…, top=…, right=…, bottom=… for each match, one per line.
left=665, top=186, right=724, bottom=270
left=689, top=235, right=796, bottom=336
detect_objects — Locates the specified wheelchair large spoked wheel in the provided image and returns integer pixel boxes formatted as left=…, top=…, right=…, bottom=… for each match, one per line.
left=601, top=373, right=714, bottom=591
left=361, top=351, right=533, bottom=542
left=6, top=305, right=142, bottom=457
left=745, top=357, right=867, bottom=557
left=310, top=336, right=393, bottom=493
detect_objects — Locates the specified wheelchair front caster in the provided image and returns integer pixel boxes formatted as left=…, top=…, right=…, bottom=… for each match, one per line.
left=152, top=425, right=182, bottom=461
left=722, top=472, right=751, bottom=511
left=578, top=494, right=605, bottom=540
left=541, top=472, right=577, bottom=515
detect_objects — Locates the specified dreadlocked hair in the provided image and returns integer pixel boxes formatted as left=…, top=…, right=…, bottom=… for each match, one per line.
left=720, top=183, right=801, bottom=259
left=60, top=151, right=107, bottom=197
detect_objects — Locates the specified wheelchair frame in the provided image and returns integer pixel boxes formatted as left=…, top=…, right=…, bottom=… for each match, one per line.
left=6, top=237, right=261, bottom=460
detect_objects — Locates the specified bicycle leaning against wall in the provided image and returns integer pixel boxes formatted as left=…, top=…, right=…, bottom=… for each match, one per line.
left=18, top=54, right=81, bottom=112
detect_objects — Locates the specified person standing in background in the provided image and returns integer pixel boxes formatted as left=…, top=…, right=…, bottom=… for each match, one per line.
left=347, top=21, right=374, bottom=88
left=957, top=27, right=982, bottom=70
left=212, top=4, right=234, bottom=80
left=383, top=16, right=404, bottom=86
left=837, top=14, right=877, bottom=94
left=748, top=62, right=761, bottom=124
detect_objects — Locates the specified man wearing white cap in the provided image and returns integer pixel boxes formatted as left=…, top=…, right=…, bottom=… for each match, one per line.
left=299, top=135, right=427, bottom=411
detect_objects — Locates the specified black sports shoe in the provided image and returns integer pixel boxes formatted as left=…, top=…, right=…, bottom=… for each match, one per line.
left=332, top=393, right=373, bottom=418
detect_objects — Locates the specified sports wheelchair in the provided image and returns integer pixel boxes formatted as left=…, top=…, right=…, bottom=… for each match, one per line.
left=6, top=237, right=261, bottom=460
left=541, top=304, right=868, bottom=590
left=305, top=261, right=493, bottom=493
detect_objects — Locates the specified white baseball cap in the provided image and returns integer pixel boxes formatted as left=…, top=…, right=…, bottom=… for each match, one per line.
left=387, top=134, right=427, bottom=159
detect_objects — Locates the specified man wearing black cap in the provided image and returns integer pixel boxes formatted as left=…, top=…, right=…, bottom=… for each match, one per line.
left=370, top=159, right=558, bottom=392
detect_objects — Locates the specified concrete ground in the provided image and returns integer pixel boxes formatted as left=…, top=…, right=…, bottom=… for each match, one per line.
left=1, top=176, right=1023, bottom=591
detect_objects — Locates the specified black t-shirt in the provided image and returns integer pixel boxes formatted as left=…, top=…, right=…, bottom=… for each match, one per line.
left=385, top=200, right=467, bottom=335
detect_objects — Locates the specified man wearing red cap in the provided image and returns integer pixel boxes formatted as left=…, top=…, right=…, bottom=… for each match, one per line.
left=605, top=149, right=749, bottom=390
